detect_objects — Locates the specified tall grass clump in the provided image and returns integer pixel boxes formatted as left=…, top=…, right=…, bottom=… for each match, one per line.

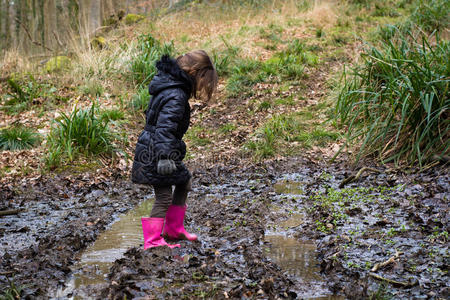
left=411, top=0, right=450, bottom=33
left=336, top=28, right=449, bottom=166
left=130, top=34, right=175, bottom=87
left=212, top=37, right=241, bottom=77
left=46, top=102, right=117, bottom=168
left=0, top=127, right=40, bottom=150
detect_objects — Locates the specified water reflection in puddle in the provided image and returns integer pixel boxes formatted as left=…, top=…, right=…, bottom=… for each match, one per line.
left=265, top=234, right=345, bottom=299
left=280, top=213, right=305, bottom=228
left=265, top=214, right=345, bottom=299
left=265, top=235, right=321, bottom=281
left=54, top=199, right=153, bottom=298
left=274, top=180, right=305, bottom=195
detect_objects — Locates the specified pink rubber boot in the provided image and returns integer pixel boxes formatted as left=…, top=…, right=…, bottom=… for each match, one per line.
left=141, top=217, right=180, bottom=249
left=163, top=205, right=198, bottom=241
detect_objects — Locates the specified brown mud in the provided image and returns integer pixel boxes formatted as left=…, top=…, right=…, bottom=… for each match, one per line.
left=0, top=158, right=448, bottom=299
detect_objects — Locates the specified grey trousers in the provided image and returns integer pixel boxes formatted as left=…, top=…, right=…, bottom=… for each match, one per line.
left=150, top=179, right=192, bottom=218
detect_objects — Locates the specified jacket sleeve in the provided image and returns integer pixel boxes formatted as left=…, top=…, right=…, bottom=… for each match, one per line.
left=153, top=91, right=186, bottom=161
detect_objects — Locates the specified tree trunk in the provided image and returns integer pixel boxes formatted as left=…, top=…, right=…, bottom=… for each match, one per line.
left=89, top=0, right=101, bottom=34
left=0, top=0, right=4, bottom=51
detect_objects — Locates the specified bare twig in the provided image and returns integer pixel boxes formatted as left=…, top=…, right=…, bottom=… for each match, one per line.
left=53, top=30, right=65, bottom=48
left=369, top=272, right=418, bottom=287
left=15, top=17, right=53, bottom=52
left=0, top=209, right=24, bottom=217
left=0, top=271, right=14, bottom=275
left=371, top=251, right=403, bottom=272
left=339, top=167, right=381, bottom=188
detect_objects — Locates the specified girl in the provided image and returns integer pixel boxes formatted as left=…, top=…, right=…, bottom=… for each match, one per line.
left=132, top=50, right=218, bottom=249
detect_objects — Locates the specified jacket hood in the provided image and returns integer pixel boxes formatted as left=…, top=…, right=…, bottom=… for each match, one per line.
left=148, top=55, right=193, bottom=96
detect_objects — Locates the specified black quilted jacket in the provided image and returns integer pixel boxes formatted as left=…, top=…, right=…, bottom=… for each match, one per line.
left=131, top=55, right=193, bottom=186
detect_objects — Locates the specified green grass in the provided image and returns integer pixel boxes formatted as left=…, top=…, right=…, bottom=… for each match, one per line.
left=0, top=279, right=24, bottom=300
left=259, top=23, right=284, bottom=43
left=45, top=102, right=118, bottom=168
left=79, top=80, right=104, bottom=97
left=0, top=126, right=41, bottom=150
left=295, top=129, right=339, bottom=148
left=275, top=95, right=296, bottom=106
left=336, top=27, right=449, bottom=166
left=219, top=123, right=237, bottom=134
left=100, top=108, right=125, bottom=122
left=411, top=0, right=450, bottom=32
left=129, top=86, right=149, bottom=112
left=130, top=34, right=176, bottom=87
left=212, top=36, right=241, bottom=77
left=227, top=58, right=266, bottom=97
left=245, top=113, right=338, bottom=159
left=226, top=39, right=318, bottom=97
left=185, top=125, right=211, bottom=147
left=1, top=76, right=59, bottom=114
left=246, top=115, right=298, bottom=158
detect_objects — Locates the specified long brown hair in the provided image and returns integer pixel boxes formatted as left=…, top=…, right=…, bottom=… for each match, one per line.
left=176, top=50, right=218, bottom=101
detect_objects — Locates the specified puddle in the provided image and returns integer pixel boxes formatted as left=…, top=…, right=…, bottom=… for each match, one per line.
left=53, top=199, right=153, bottom=299
left=265, top=213, right=345, bottom=299
left=280, top=213, right=305, bottom=228
left=265, top=234, right=345, bottom=299
left=265, top=235, right=321, bottom=280
left=274, top=180, right=305, bottom=195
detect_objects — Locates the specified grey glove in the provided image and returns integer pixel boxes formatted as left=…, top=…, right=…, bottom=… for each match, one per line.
left=157, top=159, right=177, bottom=175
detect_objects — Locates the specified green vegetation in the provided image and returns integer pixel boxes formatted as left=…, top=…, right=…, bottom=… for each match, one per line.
left=79, top=80, right=104, bottom=97
left=309, top=186, right=397, bottom=232
left=45, top=102, right=118, bottom=168
left=336, top=27, right=449, bottom=166
left=226, top=39, right=318, bottom=98
left=219, top=123, right=237, bottom=134
left=100, top=108, right=125, bottom=122
left=227, top=58, right=266, bottom=97
left=0, top=279, right=24, bottom=300
left=0, top=126, right=40, bottom=150
left=130, top=34, right=175, bottom=87
left=2, top=76, right=52, bottom=114
left=0, top=0, right=447, bottom=173
left=411, top=0, right=450, bottom=32
left=129, top=86, right=149, bottom=112
left=124, top=13, right=145, bottom=25
left=246, top=113, right=338, bottom=159
left=185, top=125, right=211, bottom=147
left=212, top=38, right=241, bottom=77
left=45, top=56, right=71, bottom=73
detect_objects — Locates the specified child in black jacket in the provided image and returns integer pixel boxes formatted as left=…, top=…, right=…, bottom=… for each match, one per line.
left=132, top=51, right=218, bottom=249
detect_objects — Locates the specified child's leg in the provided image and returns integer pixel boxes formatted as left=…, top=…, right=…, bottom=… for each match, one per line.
left=142, top=185, right=180, bottom=249
left=150, top=185, right=173, bottom=217
left=163, top=179, right=197, bottom=241
left=172, top=178, right=192, bottom=206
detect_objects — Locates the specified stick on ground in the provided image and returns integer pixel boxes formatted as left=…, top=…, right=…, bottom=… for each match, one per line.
left=340, top=167, right=381, bottom=188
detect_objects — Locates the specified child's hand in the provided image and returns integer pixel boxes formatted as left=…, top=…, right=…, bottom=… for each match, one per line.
left=157, top=159, right=177, bottom=175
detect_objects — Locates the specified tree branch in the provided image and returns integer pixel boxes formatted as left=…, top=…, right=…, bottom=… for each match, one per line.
left=15, top=17, right=53, bottom=52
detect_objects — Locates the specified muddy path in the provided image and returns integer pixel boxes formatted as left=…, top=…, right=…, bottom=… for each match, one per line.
left=0, top=174, right=150, bottom=297
left=1, top=159, right=449, bottom=299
